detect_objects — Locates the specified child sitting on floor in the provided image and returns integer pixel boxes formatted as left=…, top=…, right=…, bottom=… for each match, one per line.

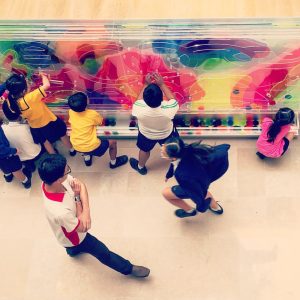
left=256, top=107, right=295, bottom=159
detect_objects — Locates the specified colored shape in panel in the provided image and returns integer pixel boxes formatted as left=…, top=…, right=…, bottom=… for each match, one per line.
left=191, top=74, right=244, bottom=110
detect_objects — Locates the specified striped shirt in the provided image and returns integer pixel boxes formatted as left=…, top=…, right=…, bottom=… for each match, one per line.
left=132, top=99, right=179, bottom=140
left=256, top=117, right=291, bottom=158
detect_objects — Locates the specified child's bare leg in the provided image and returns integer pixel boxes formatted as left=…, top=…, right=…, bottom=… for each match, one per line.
left=162, top=187, right=194, bottom=211
left=44, top=140, right=56, bottom=154
left=138, top=150, right=150, bottom=167
left=60, top=135, right=73, bottom=149
left=285, top=132, right=295, bottom=141
left=108, top=140, right=117, bottom=160
left=206, top=191, right=219, bottom=210
left=12, top=169, right=26, bottom=182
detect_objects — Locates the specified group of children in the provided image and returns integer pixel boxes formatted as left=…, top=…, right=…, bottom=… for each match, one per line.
left=0, top=71, right=296, bottom=278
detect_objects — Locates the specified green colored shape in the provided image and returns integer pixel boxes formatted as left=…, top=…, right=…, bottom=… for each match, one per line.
left=83, top=58, right=100, bottom=75
left=202, top=58, right=222, bottom=70
left=275, top=82, right=300, bottom=108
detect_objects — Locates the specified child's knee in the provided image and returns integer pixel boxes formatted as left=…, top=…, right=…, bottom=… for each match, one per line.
left=162, top=187, right=171, bottom=199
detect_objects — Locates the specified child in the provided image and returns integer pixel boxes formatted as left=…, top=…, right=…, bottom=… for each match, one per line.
left=5, top=73, right=76, bottom=155
left=0, top=125, right=31, bottom=188
left=67, top=92, right=127, bottom=168
left=2, top=100, right=42, bottom=172
left=256, top=107, right=295, bottom=159
left=38, top=154, right=150, bottom=278
left=129, top=72, right=179, bottom=175
left=161, top=137, right=230, bottom=218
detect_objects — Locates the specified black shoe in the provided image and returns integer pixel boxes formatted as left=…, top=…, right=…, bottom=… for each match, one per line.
left=175, top=209, right=197, bottom=218
left=208, top=202, right=224, bottom=215
left=110, top=155, right=128, bottom=169
left=84, top=155, right=92, bottom=167
left=4, top=173, right=13, bottom=182
left=256, top=152, right=266, bottom=160
left=131, top=265, right=150, bottom=278
left=129, top=157, right=147, bottom=175
left=69, top=149, right=77, bottom=157
left=22, top=168, right=32, bottom=189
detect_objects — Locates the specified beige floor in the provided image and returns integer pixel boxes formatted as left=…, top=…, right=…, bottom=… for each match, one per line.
left=0, top=138, right=300, bottom=300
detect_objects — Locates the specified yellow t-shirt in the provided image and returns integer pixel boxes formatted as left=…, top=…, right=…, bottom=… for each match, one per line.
left=18, top=87, right=57, bottom=128
left=68, top=109, right=103, bottom=152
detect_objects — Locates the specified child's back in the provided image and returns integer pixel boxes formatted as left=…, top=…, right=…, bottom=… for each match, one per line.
left=256, top=117, right=291, bottom=157
left=68, top=108, right=102, bottom=152
left=1, top=100, right=41, bottom=161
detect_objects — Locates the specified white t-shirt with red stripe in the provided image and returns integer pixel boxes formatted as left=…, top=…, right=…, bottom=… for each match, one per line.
left=41, top=175, right=86, bottom=248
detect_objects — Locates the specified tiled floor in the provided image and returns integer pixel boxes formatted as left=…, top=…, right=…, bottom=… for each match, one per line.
left=1, top=137, right=300, bottom=300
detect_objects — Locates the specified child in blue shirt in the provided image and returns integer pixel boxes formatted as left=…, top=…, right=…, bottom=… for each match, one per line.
left=0, top=125, right=31, bottom=188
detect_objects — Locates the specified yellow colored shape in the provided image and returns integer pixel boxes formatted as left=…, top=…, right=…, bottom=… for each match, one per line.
left=190, top=74, right=245, bottom=110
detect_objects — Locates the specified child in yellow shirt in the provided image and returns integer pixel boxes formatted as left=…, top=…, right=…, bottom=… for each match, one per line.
left=5, top=73, right=76, bottom=155
left=68, top=92, right=128, bottom=168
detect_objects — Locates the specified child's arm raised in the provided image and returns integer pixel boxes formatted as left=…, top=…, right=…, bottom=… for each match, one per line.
left=137, top=73, right=152, bottom=100
left=153, top=73, right=175, bottom=101
left=39, top=72, right=51, bottom=91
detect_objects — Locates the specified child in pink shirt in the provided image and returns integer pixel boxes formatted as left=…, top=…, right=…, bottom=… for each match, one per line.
left=256, top=108, right=295, bottom=159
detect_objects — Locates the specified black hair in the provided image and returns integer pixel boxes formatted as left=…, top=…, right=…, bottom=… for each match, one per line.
left=267, top=107, right=295, bottom=143
left=5, top=73, right=26, bottom=116
left=6, top=73, right=27, bottom=100
left=164, top=137, right=214, bottom=164
left=38, top=154, right=67, bottom=185
left=68, top=92, right=88, bottom=112
left=2, top=100, right=21, bottom=121
left=143, top=84, right=163, bottom=108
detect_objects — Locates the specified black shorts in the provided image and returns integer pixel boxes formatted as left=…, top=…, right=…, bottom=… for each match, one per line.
left=171, top=185, right=191, bottom=199
left=30, top=117, right=67, bottom=144
left=0, top=154, right=22, bottom=174
left=282, top=137, right=290, bottom=155
left=137, top=128, right=179, bottom=152
left=83, top=139, right=109, bottom=157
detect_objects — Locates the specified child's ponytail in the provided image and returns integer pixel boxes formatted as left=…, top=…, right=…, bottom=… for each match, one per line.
left=267, top=108, right=295, bottom=143
left=164, top=137, right=214, bottom=165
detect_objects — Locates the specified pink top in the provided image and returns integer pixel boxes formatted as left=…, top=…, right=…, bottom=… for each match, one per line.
left=256, top=117, right=291, bottom=158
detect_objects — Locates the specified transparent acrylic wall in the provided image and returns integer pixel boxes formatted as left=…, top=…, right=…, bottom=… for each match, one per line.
left=0, top=19, right=299, bottom=136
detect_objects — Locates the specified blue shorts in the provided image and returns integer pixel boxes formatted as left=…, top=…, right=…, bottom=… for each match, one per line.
left=137, top=128, right=179, bottom=152
left=30, top=117, right=67, bottom=144
left=0, top=154, right=22, bottom=174
left=83, top=139, right=110, bottom=157
left=171, top=185, right=191, bottom=199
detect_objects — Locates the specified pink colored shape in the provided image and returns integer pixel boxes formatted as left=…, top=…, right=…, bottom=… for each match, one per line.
left=231, top=47, right=300, bottom=109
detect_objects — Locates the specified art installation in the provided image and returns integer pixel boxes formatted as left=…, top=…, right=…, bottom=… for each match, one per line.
left=0, top=19, right=299, bottom=136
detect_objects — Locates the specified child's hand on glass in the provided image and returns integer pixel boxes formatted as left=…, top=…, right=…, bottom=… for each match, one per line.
left=152, top=73, right=164, bottom=86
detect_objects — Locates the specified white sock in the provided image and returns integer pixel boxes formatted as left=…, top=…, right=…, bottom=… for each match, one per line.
left=138, top=164, right=144, bottom=169
left=70, top=147, right=75, bottom=152
left=110, top=159, right=116, bottom=165
left=22, top=177, right=29, bottom=184
left=187, top=209, right=196, bottom=213
left=4, top=173, right=12, bottom=177
left=84, top=155, right=91, bottom=161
